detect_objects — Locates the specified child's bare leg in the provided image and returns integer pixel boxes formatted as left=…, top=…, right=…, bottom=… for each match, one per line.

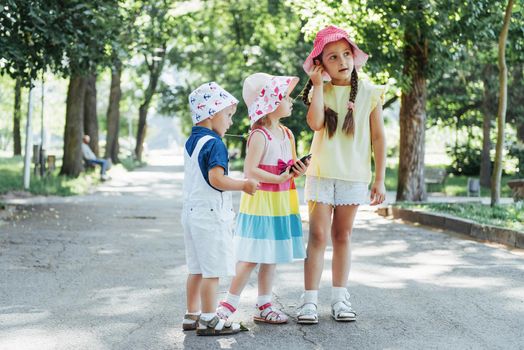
left=330, top=205, right=359, bottom=322
left=229, top=261, right=258, bottom=295
left=304, top=202, right=333, bottom=290
left=255, top=264, right=287, bottom=323
left=201, top=277, right=219, bottom=313
left=198, top=277, right=242, bottom=335
left=258, top=263, right=276, bottom=296
left=216, top=262, right=257, bottom=319
left=186, top=274, right=202, bottom=313
left=331, top=205, right=359, bottom=287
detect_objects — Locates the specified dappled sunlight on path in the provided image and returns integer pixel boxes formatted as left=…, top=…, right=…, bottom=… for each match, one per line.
left=1, top=148, right=523, bottom=349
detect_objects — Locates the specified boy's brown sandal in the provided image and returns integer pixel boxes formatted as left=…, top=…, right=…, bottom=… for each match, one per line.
left=182, top=313, right=200, bottom=331
left=196, top=315, right=241, bottom=336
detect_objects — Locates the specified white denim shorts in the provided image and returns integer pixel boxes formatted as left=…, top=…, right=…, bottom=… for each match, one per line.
left=181, top=203, right=236, bottom=278
left=304, top=176, right=369, bottom=206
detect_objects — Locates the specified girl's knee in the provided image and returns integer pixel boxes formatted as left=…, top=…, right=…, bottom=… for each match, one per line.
left=309, top=230, right=328, bottom=249
left=332, top=229, right=352, bottom=245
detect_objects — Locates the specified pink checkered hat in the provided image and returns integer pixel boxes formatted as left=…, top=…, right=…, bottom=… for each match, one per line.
left=303, top=25, right=368, bottom=80
left=242, top=73, right=299, bottom=125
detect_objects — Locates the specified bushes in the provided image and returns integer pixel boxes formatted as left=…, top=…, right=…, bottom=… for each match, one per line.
left=446, top=141, right=482, bottom=176
left=508, top=142, right=524, bottom=177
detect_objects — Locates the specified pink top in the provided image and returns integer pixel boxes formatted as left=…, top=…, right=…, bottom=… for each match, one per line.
left=247, top=125, right=295, bottom=192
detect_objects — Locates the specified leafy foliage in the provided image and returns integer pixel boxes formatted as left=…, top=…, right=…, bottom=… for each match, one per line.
left=158, top=0, right=312, bottom=151
left=0, top=0, right=123, bottom=84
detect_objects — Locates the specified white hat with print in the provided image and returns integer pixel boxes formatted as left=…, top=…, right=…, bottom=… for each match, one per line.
left=188, top=82, right=239, bottom=125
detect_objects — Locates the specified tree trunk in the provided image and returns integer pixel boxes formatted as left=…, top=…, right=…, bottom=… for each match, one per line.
left=517, top=123, right=524, bottom=143
left=61, top=75, right=87, bottom=177
left=491, top=0, right=514, bottom=206
left=84, top=73, right=99, bottom=156
left=135, top=104, right=148, bottom=162
left=396, top=28, right=428, bottom=202
left=480, top=112, right=492, bottom=187
left=13, top=77, right=22, bottom=156
left=105, top=64, right=122, bottom=163
left=134, top=47, right=166, bottom=162
left=480, top=65, right=494, bottom=188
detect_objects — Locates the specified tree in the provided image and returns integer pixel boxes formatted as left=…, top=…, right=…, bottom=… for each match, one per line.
left=159, top=0, right=311, bottom=154
left=0, top=1, right=64, bottom=85
left=105, top=61, right=122, bottom=163
left=104, top=2, right=139, bottom=164
left=130, top=0, right=180, bottom=162
left=492, top=0, right=515, bottom=206
left=58, top=1, right=123, bottom=177
left=84, top=74, right=99, bottom=156
left=293, top=0, right=514, bottom=201
left=62, top=76, right=87, bottom=177
left=12, top=78, right=22, bottom=155
left=1, top=1, right=123, bottom=176
left=395, top=7, right=428, bottom=201
left=425, top=3, right=523, bottom=187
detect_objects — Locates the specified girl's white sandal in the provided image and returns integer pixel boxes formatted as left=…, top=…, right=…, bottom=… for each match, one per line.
left=331, top=292, right=357, bottom=322
left=297, top=302, right=319, bottom=324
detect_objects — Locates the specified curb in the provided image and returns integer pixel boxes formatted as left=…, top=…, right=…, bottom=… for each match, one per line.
left=376, top=206, right=524, bottom=249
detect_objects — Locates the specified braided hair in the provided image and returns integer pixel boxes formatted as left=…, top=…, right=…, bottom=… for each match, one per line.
left=300, top=68, right=358, bottom=138
left=342, top=68, right=358, bottom=135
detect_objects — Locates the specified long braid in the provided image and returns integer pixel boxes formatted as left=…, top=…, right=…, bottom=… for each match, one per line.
left=300, top=78, right=313, bottom=106
left=342, top=68, right=358, bottom=135
left=302, top=78, right=338, bottom=137
left=324, top=107, right=338, bottom=138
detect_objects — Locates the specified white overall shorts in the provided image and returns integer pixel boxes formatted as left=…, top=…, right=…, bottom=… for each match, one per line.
left=181, top=135, right=236, bottom=278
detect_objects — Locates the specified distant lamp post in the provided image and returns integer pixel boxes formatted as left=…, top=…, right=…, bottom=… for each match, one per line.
left=23, top=81, right=34, bottom=190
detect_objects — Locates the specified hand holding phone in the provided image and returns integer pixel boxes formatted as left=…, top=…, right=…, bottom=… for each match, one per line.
left=280, top=154, right=312, bottom=174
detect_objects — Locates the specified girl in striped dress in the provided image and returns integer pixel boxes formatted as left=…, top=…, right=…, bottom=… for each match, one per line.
left=217, top=73, right=308, bottom=324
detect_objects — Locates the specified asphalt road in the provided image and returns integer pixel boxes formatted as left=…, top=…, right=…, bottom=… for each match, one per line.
left=1, top=150, right=523, bottom=350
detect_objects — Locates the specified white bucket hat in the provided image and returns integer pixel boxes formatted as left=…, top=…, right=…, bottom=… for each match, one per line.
left=242, top=73, right=299, bottom=125
left=189, top=82, right=239, bottom=125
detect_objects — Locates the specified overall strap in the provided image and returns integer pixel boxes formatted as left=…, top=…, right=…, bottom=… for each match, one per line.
left=191, top=135, right=214, bottom=161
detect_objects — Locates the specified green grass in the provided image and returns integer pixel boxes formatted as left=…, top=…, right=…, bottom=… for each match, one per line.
left=0, top=156, right=99, bottom=196
left=397, top=202, right=524, bottom=232
left=383, top=165, right=514, bottom=197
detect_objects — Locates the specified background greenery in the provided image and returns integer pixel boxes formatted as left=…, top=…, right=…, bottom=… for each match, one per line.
left=0, top=1, right=522, bottom=223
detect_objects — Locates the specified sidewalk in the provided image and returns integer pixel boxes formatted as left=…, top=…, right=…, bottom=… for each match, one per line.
left=1, top=150, right=523, bottom=349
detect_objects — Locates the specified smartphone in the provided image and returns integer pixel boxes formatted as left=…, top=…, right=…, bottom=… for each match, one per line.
left=280, top=154, right=312, bottom=174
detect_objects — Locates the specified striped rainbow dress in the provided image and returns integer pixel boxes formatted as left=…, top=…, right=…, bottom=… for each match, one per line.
left=235, top=126, right=305, bottom=264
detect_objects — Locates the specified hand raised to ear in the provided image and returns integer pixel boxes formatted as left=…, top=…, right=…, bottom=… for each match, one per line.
left=308, top=62, right=324, bottom=87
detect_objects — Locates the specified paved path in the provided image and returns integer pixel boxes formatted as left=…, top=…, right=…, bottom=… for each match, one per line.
left=1, top=150, right=523, bottom=350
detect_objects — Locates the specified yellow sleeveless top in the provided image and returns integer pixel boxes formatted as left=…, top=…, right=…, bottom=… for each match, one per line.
left=305, top=80, right=386, bottom=183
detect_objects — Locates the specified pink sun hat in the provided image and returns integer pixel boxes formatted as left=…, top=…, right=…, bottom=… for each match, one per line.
left=303, top=25, right=369, bottom=81
left=242, top=73, right=299, bottom=125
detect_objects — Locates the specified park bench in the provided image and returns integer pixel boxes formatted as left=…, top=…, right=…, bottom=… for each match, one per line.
left=424, top=168, right=447, bottom=193
left=32, top=144, right=55, bottom=176
left=467, top=178, right=481, bottom=197
left=507, top=179, right=524, bottom=202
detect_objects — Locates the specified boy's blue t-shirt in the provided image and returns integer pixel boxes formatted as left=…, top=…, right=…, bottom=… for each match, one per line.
left=185, top=126, right=228, bottom=191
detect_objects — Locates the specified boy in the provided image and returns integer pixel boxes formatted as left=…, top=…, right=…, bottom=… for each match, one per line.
left=182, top=82, right=258, bottom=336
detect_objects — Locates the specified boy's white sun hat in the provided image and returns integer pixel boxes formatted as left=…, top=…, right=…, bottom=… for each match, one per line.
left=189, top=82, right=239, bottom=125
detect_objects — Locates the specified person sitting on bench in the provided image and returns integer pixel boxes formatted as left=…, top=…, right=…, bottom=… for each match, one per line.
left=81, top=135, right=110, bottom=181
